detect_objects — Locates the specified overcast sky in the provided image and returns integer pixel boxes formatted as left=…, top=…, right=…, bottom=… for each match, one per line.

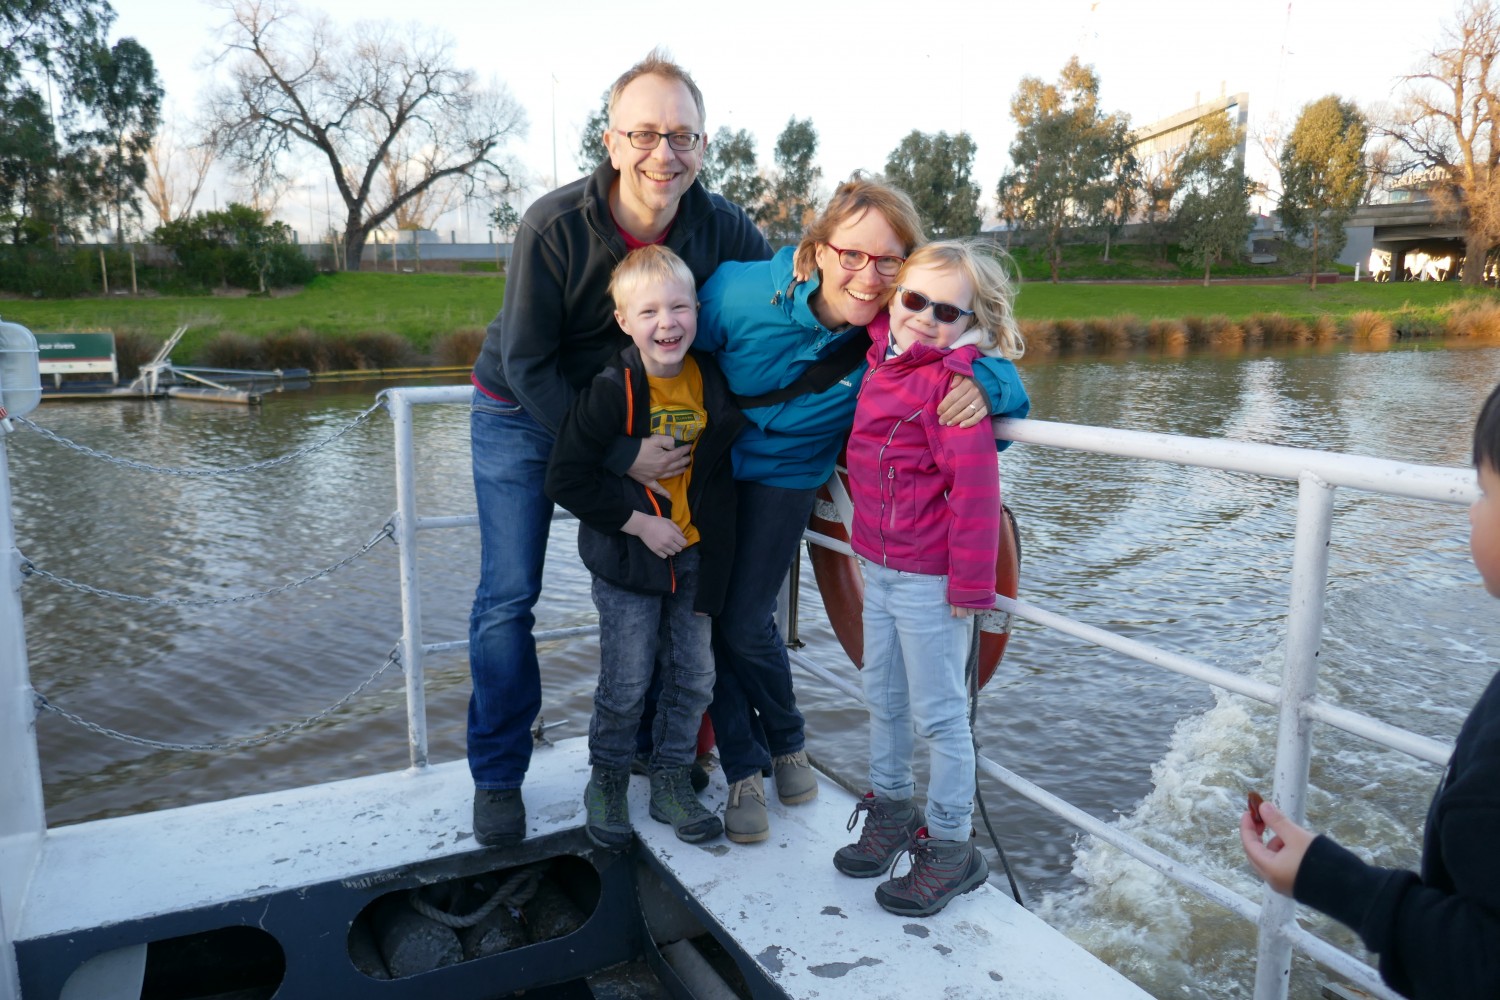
left=109, top=0, right=1452, bottom=235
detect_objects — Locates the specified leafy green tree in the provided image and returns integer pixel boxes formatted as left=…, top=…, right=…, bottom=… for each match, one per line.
left=757, top=117, right=821, bottom=242
left=489, top=200, right=520, bottom=239
left=207, top=0, right=527, bottom=272
left=884, top=130, right=981, bottom=237
left=574, top=90, right=609, bottom=177
left=1095, top=119, right=1138, bottom=262
left=156, top=202, right=314, bottom=292
left=1384, top=0, right=1500, bottom=283
left=77, top=38, right=162, bottom=243
left=1, top=0, right=162, bottom=244
left=997, top=58, right=1128, bottom=281
left=1174, top=110, right=1254, bottom=285
left=700, top=126, right=767, bottom=214
left=1279, top=96, right=1367, bottom=289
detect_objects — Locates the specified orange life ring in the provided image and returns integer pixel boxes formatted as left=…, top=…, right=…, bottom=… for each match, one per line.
left=806, top=464, right=1019, bottom=689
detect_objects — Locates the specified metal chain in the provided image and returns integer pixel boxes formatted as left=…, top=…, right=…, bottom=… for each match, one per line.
left=31, top=645, right=402, bottom=752
left=12, top=394, right=389, bottom=477
left=20, top=521, right=396, bottom=607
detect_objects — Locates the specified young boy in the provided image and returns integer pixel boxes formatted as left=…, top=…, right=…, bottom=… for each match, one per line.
left=1240, top=382, right=1500, bottom=999
left=545, top=245, right=744, bottom=847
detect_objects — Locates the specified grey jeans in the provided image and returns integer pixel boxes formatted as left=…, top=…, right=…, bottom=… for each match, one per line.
left=588, top=546, right=715, bottom=772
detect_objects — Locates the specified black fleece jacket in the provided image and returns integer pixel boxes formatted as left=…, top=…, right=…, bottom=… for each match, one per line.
left=1294, top=669, right=1500, bottom=998
left=473, top=159, right=770, bottom=472
left=544, top=345, right=745, bottom=615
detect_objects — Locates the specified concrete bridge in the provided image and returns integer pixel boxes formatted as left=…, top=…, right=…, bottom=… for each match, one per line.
left=1341, top=200, right=1466, bottom=279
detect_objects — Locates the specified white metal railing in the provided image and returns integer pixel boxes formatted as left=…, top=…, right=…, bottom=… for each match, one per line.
left=383, top=389, right=1473, bottom=1000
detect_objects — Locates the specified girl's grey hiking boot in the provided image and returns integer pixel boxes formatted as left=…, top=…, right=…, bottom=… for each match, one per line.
left=583, top=766, right=632, bottom=851
left=875, top=829, right=989, bottom=917
left=834, top=792, right=925, bottom=877
left=649, top=766, right=723, bottom=843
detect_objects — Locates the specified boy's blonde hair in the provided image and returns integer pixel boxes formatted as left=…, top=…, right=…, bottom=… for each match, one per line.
left=607, top=48, right=706, bottom=130
left=793, top=174, right=926, bottom=280
left=898, top=240, right=1025, bottom=360
left=609, top=244, right=697, bottom=310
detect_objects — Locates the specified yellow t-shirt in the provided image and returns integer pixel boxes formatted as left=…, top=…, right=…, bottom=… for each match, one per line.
left=647, top=356, right=706, bottom=547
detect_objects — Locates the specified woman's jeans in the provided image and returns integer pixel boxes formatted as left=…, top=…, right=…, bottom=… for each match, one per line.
left=588, top=547, right=714, bottom=771
left=859, top=558, right=976, bottom=842
left=707, top=480, right=815, bottom=784
left=467, top=391, right=554, bottom=790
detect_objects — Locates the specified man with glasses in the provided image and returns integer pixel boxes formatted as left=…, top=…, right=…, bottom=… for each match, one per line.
left=467, top=49, right=771, bottom=847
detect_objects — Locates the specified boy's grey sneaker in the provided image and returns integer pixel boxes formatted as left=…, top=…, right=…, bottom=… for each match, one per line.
left=632, top=752, right=709, bottom=793
left=583, top=766, right=633, bottom=851
left=723, top=773, right=769, bottom=844
left=473, top=788, right=526, bottom=847
left=649, top=766, right=723, bottom=843
left=833, top=792, right=925, bottom=878
left=875, top=829, right=990, bottom=917
left=772, top=749, right=818, bottom=804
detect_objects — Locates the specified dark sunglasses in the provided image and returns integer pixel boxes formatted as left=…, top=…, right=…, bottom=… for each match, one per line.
left=897, top=287, right=975, bottom=324
left=825, top=242, right=905, bottom=277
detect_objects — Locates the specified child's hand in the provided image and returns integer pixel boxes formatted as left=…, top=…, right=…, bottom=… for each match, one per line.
left=623, top=511, right=688, bottom=558
left=938, top=375, right=990, bottom=428
left=1239, top=799, right=1314, bottom=897
left=950, top=605, right=975, bottom=618
left=628, top=434, right=690, bottom=491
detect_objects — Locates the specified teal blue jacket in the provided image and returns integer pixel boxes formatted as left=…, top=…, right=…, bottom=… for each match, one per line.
left=696, top=246, right=1030, bottom=489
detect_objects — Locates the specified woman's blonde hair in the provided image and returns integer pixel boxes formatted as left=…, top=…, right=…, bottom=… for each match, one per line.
left=609, top=244, right=696, bottom=310
left=899, top=240, right=1025, bottom=360
left=792, top=174, right=926, bottom=280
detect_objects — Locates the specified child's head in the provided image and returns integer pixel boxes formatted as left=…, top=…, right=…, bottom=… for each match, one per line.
left=886, top=240, right=1025, bottom=360
left=609, top=245, right=698, bottom=375
left=1470, top=383, right=1500, bottom=595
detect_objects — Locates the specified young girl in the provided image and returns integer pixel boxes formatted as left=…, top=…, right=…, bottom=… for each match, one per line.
left=833, top=239, right=1026, bottom=917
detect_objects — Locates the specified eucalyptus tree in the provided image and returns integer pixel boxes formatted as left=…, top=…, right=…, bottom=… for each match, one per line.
left=758, top=117, right=821, bottom=242
left=1174, top=109, right=1254, bottom=286
left=700, top=126, right=767, bottom=216
left=884, top=130, right=981, bottom=237
left=1279, top=95, right=1367, bottom=289
left=997, top=57, right=1128, bottom=281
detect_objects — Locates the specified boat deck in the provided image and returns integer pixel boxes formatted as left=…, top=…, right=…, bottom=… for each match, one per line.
left=18, top=737, right=1150, bottom=999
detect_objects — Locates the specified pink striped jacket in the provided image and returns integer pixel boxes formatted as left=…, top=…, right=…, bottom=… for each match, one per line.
left=845, top=314, right=1000, bottom=608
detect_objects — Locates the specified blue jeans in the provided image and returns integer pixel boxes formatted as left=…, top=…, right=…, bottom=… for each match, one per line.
left=467, top=390, right=554, bottom=789
left=589, top=547, right=715, bottom=771
left=859, top=558, right=976, bottom=842
left=708, top=481, right=814, bottom=784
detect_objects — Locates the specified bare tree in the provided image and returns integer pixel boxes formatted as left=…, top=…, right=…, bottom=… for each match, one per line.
left=1385, top=0, right=1500, bottom=283
left=144, top=112, right=221, bottom=227
left=205, top=0, right=526, bottom=271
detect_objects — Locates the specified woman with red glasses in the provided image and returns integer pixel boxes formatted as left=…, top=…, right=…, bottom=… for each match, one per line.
left=692, top=176, right=1030, bottom=845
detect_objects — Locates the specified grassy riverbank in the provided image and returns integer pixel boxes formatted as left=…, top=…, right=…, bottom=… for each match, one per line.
left=4, top=271, right=1500, bottom=368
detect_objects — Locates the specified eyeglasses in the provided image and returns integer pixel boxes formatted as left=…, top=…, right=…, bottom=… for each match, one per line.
left=615, top=129, right=703, bottom=151
left=824, top=242, right=905, bottom=277
left=896, top=287, right=975, bottom=325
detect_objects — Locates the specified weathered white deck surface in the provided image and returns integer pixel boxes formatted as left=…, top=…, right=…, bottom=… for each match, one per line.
left=19, top=737, right=1151, bottom=998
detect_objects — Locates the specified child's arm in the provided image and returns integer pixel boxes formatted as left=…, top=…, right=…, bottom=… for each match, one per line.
left=544, top=380, right=644, bottom=534
left=621, top=510, right=688, bottom=559
left=1238, top=798, right=1314, bottom=896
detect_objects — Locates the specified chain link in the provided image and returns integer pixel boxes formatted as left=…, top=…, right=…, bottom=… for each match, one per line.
left=31, top=645, right=403, bottom=752
left=12, top=394, right=389, bottom=477
left=20, top=521, right=396, bottom=607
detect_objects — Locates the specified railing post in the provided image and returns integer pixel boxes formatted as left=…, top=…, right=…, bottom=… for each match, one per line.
left=388, top=391, right=429, bottom=769
left=1254, top=470, right=1336, bottom=1000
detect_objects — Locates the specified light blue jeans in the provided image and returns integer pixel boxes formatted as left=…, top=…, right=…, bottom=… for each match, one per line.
left=859, top=558, right=976, bottom=842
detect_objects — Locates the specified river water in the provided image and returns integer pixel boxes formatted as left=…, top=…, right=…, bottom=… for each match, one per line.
left=11, top=344, right=1500, bottom=999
